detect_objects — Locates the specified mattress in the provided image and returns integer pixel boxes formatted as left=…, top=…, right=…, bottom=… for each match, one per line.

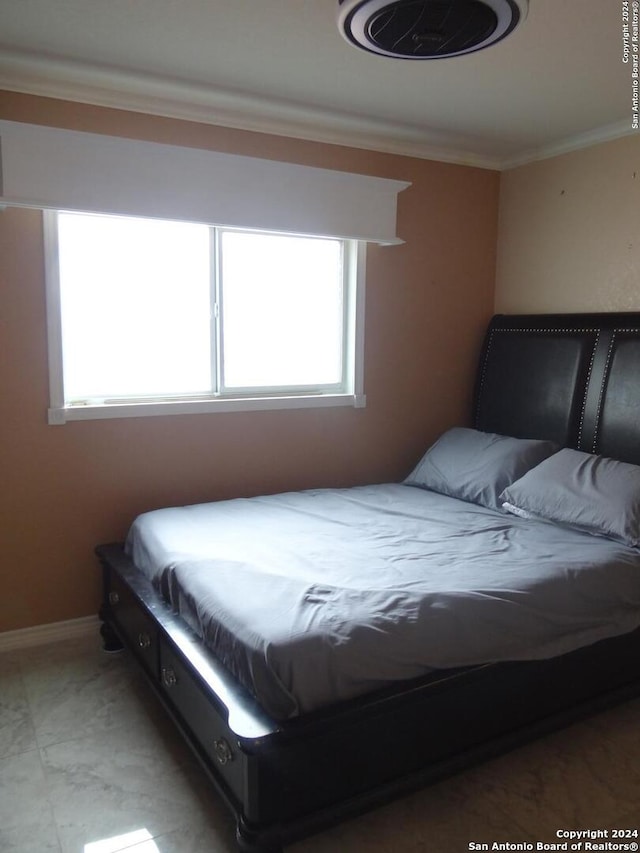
left=125, top=484, right=640, bottom=719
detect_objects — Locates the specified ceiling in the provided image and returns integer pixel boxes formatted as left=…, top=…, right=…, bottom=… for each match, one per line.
left=0, top=0, right=634, bottom=169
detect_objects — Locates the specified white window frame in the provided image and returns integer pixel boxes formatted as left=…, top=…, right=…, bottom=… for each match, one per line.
left=43, top=211, right=366, bottom=424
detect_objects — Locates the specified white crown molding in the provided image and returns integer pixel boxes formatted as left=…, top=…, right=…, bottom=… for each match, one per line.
left=500, top=120, right=638, bottom=170
left=0, top=47, right=633, bottom=172
left=0, top=615, right=98, bottom=652
left=0, top=48, right=504, bottom=169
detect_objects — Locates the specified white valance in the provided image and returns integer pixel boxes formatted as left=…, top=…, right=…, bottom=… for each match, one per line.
left=0, top=120, right=409, bottom=244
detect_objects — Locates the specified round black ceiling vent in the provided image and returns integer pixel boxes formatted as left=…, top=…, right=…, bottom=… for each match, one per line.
left=337, top=0, right=528, bottom=59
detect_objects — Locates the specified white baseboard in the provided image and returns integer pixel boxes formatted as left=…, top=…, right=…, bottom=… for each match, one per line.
left=0, top=615, right=99, bottom=652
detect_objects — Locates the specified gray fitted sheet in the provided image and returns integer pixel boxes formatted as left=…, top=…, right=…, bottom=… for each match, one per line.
left=125, top=484, right=640, bottom=719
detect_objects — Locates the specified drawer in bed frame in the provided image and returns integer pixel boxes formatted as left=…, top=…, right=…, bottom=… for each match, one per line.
left=105, top=571, right=159, bottom=676
left=105, top=574, right=249, bottom=806
left=97, top=542, right=640, bottom=853
left=158, top=638, right=249, bottom=810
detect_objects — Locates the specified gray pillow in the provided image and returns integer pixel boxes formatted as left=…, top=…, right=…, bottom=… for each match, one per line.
left=501, top=447, right=640, bottom=548
left=405, top=427, right=558, bottom=510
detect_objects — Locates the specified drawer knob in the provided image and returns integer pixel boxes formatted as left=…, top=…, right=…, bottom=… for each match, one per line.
left=137, top=632, right=151, bottom=649
left=161, top=667, right=177, bottom=688
left=108, top=591, right=120, bottom=606
left=214, top=738, right=234, bottom=765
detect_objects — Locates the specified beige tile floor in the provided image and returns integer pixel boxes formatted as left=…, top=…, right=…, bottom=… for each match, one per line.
left=1, top=635, right=639, bottom=853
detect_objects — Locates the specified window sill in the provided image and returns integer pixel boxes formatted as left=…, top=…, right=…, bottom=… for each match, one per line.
left=47, top=393, right=367, bottom=424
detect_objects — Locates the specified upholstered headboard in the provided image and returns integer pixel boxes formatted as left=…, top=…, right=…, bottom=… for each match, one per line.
left=474, top=313, right=640, bottom=465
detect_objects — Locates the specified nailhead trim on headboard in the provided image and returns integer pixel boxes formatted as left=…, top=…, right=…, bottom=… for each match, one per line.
left=577, top=331, right=600, bottom=451
left=474, top=314, right=640, bottom=464
left=474, top=326, right=599, bottom=437
left=590, top=328, right=640, bottom=453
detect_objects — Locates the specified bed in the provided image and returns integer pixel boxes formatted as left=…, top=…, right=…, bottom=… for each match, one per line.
left=96, top=311, right=640, bottom=852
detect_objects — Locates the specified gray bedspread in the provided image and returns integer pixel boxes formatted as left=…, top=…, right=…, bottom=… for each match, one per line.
left=125, top=484, right=640, bottom=719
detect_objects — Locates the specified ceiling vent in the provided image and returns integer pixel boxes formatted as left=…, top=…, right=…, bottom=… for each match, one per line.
left=337, top=0, right=528, bottom=59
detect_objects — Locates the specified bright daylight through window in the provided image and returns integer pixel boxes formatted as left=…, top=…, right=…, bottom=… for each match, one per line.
left=45, top=211, right=365, bottom=423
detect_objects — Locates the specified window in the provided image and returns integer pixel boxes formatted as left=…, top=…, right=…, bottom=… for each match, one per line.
left=44, top=211, right=365, bottom=423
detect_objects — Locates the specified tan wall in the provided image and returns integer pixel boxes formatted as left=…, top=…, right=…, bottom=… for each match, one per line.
left=495, top=135, right=640, bottom=313
left=0, top=92, right=499, bottom=632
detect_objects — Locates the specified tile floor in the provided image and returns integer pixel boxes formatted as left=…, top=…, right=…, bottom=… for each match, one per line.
left=1, top=634, right=639, bottom=853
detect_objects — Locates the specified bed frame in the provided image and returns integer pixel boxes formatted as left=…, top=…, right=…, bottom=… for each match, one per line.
left=96, top=312, right=640, bottom=852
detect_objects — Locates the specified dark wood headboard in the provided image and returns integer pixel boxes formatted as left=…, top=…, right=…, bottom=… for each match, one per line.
left=474, top=313, right=640, bottom=465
